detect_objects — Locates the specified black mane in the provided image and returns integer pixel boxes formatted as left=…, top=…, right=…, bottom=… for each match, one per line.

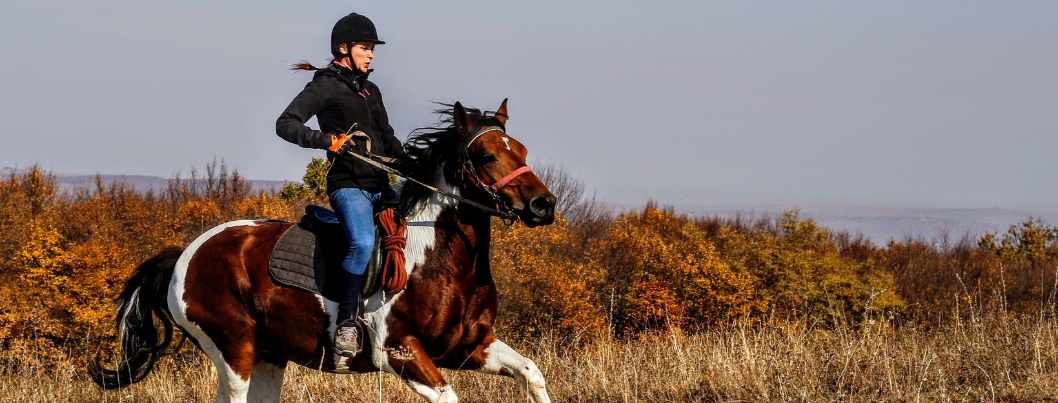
left=399, top=104, right=503, bottom=216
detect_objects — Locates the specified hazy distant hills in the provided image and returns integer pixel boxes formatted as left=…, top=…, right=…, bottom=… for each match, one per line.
left=671, top=204, right=1058, bottom=246
left=1, top=167, right=289, bottom=194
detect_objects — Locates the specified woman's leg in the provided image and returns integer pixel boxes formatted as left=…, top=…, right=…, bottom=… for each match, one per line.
left=330, top=188, right=379, bottom=276
left=328, top=188, right=380, bottom=356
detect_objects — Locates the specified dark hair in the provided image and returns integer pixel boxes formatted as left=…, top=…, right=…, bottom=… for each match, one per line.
left=399, top=104, right=504, bottom=216
left=289, top=60, right=325, bottom=71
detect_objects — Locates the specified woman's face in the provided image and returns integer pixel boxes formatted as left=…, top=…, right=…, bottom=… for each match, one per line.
left=347, top=41, right=375, bottom=73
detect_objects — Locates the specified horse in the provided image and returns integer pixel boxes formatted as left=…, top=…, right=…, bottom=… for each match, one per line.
left=88, top=100, right=557, bottom=403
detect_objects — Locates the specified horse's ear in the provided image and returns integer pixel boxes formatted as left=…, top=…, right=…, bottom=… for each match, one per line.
left=494, top=98, right=509, bottom=126
left=454, top=102, right=471, bottom=135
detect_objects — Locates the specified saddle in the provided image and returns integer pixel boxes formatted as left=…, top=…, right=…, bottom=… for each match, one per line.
left=267, top=205, right=407, bottom=302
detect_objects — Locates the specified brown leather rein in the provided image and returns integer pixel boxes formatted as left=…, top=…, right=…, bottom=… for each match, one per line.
left=341, top=126, right=534, bottom=222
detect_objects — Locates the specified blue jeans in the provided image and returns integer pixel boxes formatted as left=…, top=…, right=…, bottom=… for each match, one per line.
left=329, top=187, right=398, bottom=275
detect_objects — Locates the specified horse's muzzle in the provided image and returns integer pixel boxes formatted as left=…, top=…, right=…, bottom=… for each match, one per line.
left=522, top=194, right=556, bottom=227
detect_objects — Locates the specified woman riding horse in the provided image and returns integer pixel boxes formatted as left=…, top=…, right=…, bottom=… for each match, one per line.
left=89, top=11, right=559, bottom=403
left=275, top=12, right=402, bottom=356
left=90, top=101, right=557, bottom=402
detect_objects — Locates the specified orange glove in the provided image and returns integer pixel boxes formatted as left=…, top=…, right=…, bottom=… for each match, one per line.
left=328, top=134, right=353, bottom=153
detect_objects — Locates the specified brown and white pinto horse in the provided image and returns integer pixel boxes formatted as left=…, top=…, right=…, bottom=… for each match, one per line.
left=89, top=101, right=557, bottom=403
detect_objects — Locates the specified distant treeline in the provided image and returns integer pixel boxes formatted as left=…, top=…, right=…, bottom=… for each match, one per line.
left=0, top=161, right=1055, bottom=364
left=0, top=161, right=288, bottom=195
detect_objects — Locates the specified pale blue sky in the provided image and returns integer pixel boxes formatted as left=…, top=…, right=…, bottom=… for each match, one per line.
left=1, top=1, right=1055, bottom=211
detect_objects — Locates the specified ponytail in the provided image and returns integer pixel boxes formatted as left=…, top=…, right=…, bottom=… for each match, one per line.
left=289, top=60, right=320, bottom=71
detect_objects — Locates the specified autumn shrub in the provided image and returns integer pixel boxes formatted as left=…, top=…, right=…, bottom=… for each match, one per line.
left=981, top=217, right=1058, bottom=262
left=982, top=219, right=1058, bottom=312
left=491, top=217, right=607, bottom=339
left=597, top=207, right=761, bottom=333
left=0, top=167, right=69, bottom=353
left=493, top=205, right=906, bottom=336
left=0, top=163, right=293, bottom=361
left=880, top=218, right=1058, bottom=323
left=705, top=210, right=905, bottom=323
left=1, top=162, right=1056, bottom=370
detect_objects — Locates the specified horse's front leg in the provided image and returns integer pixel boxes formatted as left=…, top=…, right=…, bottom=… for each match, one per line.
left=384, top=337, right=459, bottom=403
left=468, top=336, right=551, bottom=403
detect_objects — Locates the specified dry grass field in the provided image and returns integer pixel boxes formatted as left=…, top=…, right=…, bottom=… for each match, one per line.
left=3, top=308, right=1057, bottom=402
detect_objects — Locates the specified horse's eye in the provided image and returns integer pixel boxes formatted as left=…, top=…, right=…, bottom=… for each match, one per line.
left=478, top=154, right=498, bottom=165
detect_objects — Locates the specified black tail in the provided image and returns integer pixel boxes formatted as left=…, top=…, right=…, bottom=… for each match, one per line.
left=88, top=247, right=185, bottom=389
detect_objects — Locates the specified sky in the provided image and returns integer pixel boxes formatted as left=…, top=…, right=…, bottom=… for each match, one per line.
left=1, top=1, right=1055, bottom=211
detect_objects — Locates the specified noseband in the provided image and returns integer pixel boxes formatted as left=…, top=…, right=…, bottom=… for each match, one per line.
left=460, top=126, right=535, bottom=221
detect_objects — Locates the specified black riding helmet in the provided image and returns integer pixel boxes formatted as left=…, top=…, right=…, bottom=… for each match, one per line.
left=331, top=13, right=384, bottom=58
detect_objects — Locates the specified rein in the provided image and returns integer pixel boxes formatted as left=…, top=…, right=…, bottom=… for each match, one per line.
left=340, top=125, right=533, bottom=222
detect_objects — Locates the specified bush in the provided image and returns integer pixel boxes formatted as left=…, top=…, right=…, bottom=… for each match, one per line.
left=0, top=162, right=1053, bottom=367
left=709, top=210, right=904, bottom=322
left=492, top=218, right=606, bottom=339
left=597, top=207, right=760, bottom=332
left=0, top=163, right=294, bottom=359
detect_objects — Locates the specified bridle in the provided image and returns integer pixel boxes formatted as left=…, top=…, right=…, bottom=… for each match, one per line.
left=458, top=126, right=535, bottom=222
left=340, top=125, right=534, bottom=223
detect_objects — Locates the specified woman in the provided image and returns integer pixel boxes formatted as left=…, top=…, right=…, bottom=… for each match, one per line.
left=276, top=12, right=404, bottom=357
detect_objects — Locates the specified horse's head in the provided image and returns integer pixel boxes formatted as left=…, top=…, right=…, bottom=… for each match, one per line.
left=452, top=100, right=556, bottom=227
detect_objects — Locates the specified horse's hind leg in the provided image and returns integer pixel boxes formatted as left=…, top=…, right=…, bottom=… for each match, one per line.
left=467, top=337, right=551, bottom=403
left=172, top=296, right=256, bottom=402
left=246, top=360, right=286, bottom=403
left=188, top=330, right=255, bottom=402
left=171, top=305, right=255, bottom=402
left=175, top=334, right=250, bottom=402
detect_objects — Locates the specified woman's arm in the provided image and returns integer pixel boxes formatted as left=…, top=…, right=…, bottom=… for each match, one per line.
left=276, top=80, right=331, bottom=149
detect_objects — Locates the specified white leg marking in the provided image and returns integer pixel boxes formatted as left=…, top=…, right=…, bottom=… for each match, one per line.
left=407, top=382, right=458, bottom=403
left=246, top=361, right=285, bottom=403
left=168, top=220, right=260, bottom=403
left=480, top=340, right=551, bottom=403
left=217, top=360, right=250, bottom=403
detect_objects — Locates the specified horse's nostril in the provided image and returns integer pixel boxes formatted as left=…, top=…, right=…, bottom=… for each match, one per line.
left=530, top=196, right=555, bottom=217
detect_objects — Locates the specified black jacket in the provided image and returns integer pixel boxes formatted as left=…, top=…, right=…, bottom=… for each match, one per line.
left=276, top=63, right=405, bottom=193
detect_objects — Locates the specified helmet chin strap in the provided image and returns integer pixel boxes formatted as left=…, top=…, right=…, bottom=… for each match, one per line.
left=333, top=44, right=352, bottom=70
left=343, top=42, right=368, bottom=75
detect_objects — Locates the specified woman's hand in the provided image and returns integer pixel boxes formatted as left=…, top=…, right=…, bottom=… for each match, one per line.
left=329, top=134, right=353, bottom=153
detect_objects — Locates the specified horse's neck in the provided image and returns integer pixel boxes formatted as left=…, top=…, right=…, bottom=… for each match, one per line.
left=406, top=173, right=461, bottom=224
left=406, top=173, right=491, bottom=275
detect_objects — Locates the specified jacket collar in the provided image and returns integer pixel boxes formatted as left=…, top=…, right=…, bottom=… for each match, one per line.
left=326, top=61, right=372, bottom=92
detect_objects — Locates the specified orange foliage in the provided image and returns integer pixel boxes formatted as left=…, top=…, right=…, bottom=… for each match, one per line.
left=598, top=208, right=761, bottom=332
left=0, top=166, right=296, bottom=360
left=491, top=217, right=606, bottom=339
left=631, top=280, right=685, bottom=332
left=1, top=163, right=1055, bottom=366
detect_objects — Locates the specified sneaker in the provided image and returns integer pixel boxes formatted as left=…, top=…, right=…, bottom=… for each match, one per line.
left=334, top=323, right=360, bottom=357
